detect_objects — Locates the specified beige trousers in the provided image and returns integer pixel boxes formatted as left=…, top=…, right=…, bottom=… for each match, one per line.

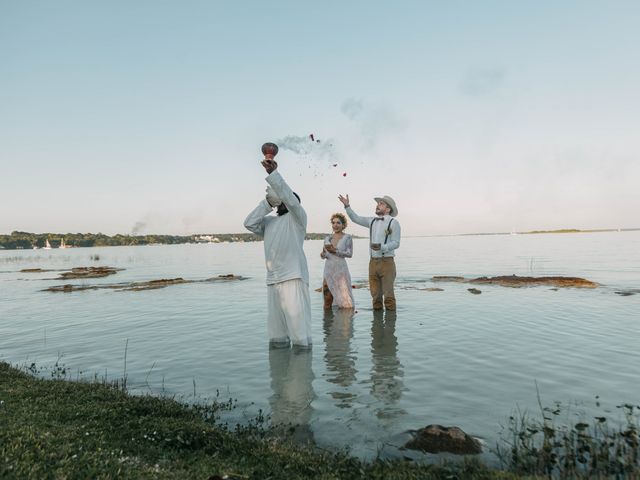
left=368, top=257, right=396, bottom=310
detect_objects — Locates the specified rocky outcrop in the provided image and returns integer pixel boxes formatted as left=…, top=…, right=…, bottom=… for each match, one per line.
left=431, top=274, right=597, bottom=288
left=203, top=274, right=245, bottom=282
left=45, top=274, right=246, bottom=293
left=467, top=288, right=482, bottom=294
left=119, top=278, right=187, bottom=291
left=432, top=276, right=466, bottom=283
left=469, top=275, right=598, bottom=288
left=45, top=284, right=100, bottom=293
left=58, top=267, right=123, bottom=279
left=405, top=424, right=482, bottom=455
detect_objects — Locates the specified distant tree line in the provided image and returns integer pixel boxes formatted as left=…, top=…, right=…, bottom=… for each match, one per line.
left=0, top=231, right=328, bottom=250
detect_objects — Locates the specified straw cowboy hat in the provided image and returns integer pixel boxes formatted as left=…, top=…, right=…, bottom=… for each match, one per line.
left=374, top=196, right=398, bottom=217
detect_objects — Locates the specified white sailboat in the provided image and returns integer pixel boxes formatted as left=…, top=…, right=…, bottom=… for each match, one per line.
left=60, top=238, right=69, bottom=248
left=44, top=239, right=52, bottom=250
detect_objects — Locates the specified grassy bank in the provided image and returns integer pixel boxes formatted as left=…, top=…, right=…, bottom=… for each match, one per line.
left=0, top=362, right=512, bottom=479
left=3, top=362, right=638, bottom=479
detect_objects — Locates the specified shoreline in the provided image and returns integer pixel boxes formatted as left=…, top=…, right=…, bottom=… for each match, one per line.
left=0, top=361, right=502, bottom=479
left=2, top=361, right=638, bottom=478
left=2, top=228, right=639, bottom=251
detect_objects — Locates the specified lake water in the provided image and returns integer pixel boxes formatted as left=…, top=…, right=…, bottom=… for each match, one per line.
left=1, top=231, right=639, bottom=462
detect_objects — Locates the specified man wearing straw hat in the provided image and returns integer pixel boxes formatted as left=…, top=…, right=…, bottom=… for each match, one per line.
left=338, top=194, right=401, bottom=311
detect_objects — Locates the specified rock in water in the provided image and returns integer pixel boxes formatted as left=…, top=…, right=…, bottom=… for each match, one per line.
left=431, top=276, right=466, bottom=282
left=469, top=275, right=597, bottom=288
left=405, top=424, right=482, bottom=455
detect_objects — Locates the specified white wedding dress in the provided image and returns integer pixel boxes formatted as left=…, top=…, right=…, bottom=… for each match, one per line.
left=323, top=234, right=355, bottom=309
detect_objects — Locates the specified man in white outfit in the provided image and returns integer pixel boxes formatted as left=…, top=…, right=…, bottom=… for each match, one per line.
left=244, top=156, right=312, bottom=348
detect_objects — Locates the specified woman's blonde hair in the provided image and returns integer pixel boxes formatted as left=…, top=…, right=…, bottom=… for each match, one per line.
left=330, top=212, right=347, bottom=228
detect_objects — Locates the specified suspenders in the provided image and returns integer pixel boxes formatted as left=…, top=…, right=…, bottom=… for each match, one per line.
left=384, top=218, right=394, bottom=244
left=369, top=218, right=394, bottom=256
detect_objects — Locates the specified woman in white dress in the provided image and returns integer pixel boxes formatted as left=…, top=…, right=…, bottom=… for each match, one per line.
left=321, top=213, right=354, bottom=309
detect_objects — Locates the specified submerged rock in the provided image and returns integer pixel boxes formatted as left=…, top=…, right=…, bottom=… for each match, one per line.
left=615, top=289, right=640, bottom=296
left=432, top=276, right=466, bottom=283
left=45, top=284, right=100, bottom=293
left=405, top=424, right=482, bottom=455
left=119, top=278, right=187, bottom=291
left=44, top=274, right=246, bottom=293
left=469, top=275, right=598, bottom=288
left=421, top=287, right=444, bottom=292
left=430, top=274, right=598, bottom=289
left=467, top=288, right=482, bottom=294
left=203, top=274, right=246, bottom=282
left=58, top=266, right=123, bottom=279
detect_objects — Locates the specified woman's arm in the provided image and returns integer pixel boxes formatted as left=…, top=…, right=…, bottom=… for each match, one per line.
left=335, top=235, right=353, bottom=258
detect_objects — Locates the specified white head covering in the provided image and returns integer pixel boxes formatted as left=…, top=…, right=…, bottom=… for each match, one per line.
left=266, top=186, right=282, bottom=207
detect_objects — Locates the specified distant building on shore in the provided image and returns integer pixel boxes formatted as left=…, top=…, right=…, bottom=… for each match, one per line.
left=193, top=235, right=221, bottom=243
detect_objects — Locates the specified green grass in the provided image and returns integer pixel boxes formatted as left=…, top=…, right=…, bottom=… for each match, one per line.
left=1, top=362, right=514, bottom=479
left=3, top=361, right=639, bottom=479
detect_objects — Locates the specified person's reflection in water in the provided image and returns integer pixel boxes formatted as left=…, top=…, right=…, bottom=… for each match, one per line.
left=370, top=309, right=406, bottom=421
left=268, top=346, right=316, bottom=445
left=323, top=308, right=357, bottom=409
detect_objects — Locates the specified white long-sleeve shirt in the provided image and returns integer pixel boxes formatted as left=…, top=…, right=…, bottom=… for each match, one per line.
left=244, top=171, right=309, bottom=285
left=344, top=207, right=401, bottom=258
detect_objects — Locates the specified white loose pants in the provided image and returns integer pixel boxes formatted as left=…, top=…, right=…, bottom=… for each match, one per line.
left=267, top=279, right=312, bottom=347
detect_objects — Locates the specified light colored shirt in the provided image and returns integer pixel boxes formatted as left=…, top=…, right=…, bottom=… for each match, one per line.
left=244, top=171, right=309, bottom=285
left=344, top=207, right=401, bottom=258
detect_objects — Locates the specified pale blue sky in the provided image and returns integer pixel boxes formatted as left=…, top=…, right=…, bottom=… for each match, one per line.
left=2, top=1, right=639, bottom=235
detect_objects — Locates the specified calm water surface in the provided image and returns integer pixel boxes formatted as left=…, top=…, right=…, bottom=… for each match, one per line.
left=1, top=232, right=639, bottom=461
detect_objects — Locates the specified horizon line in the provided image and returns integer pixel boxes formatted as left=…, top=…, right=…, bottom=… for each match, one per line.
left=3, top=227, right=640, bottom=238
